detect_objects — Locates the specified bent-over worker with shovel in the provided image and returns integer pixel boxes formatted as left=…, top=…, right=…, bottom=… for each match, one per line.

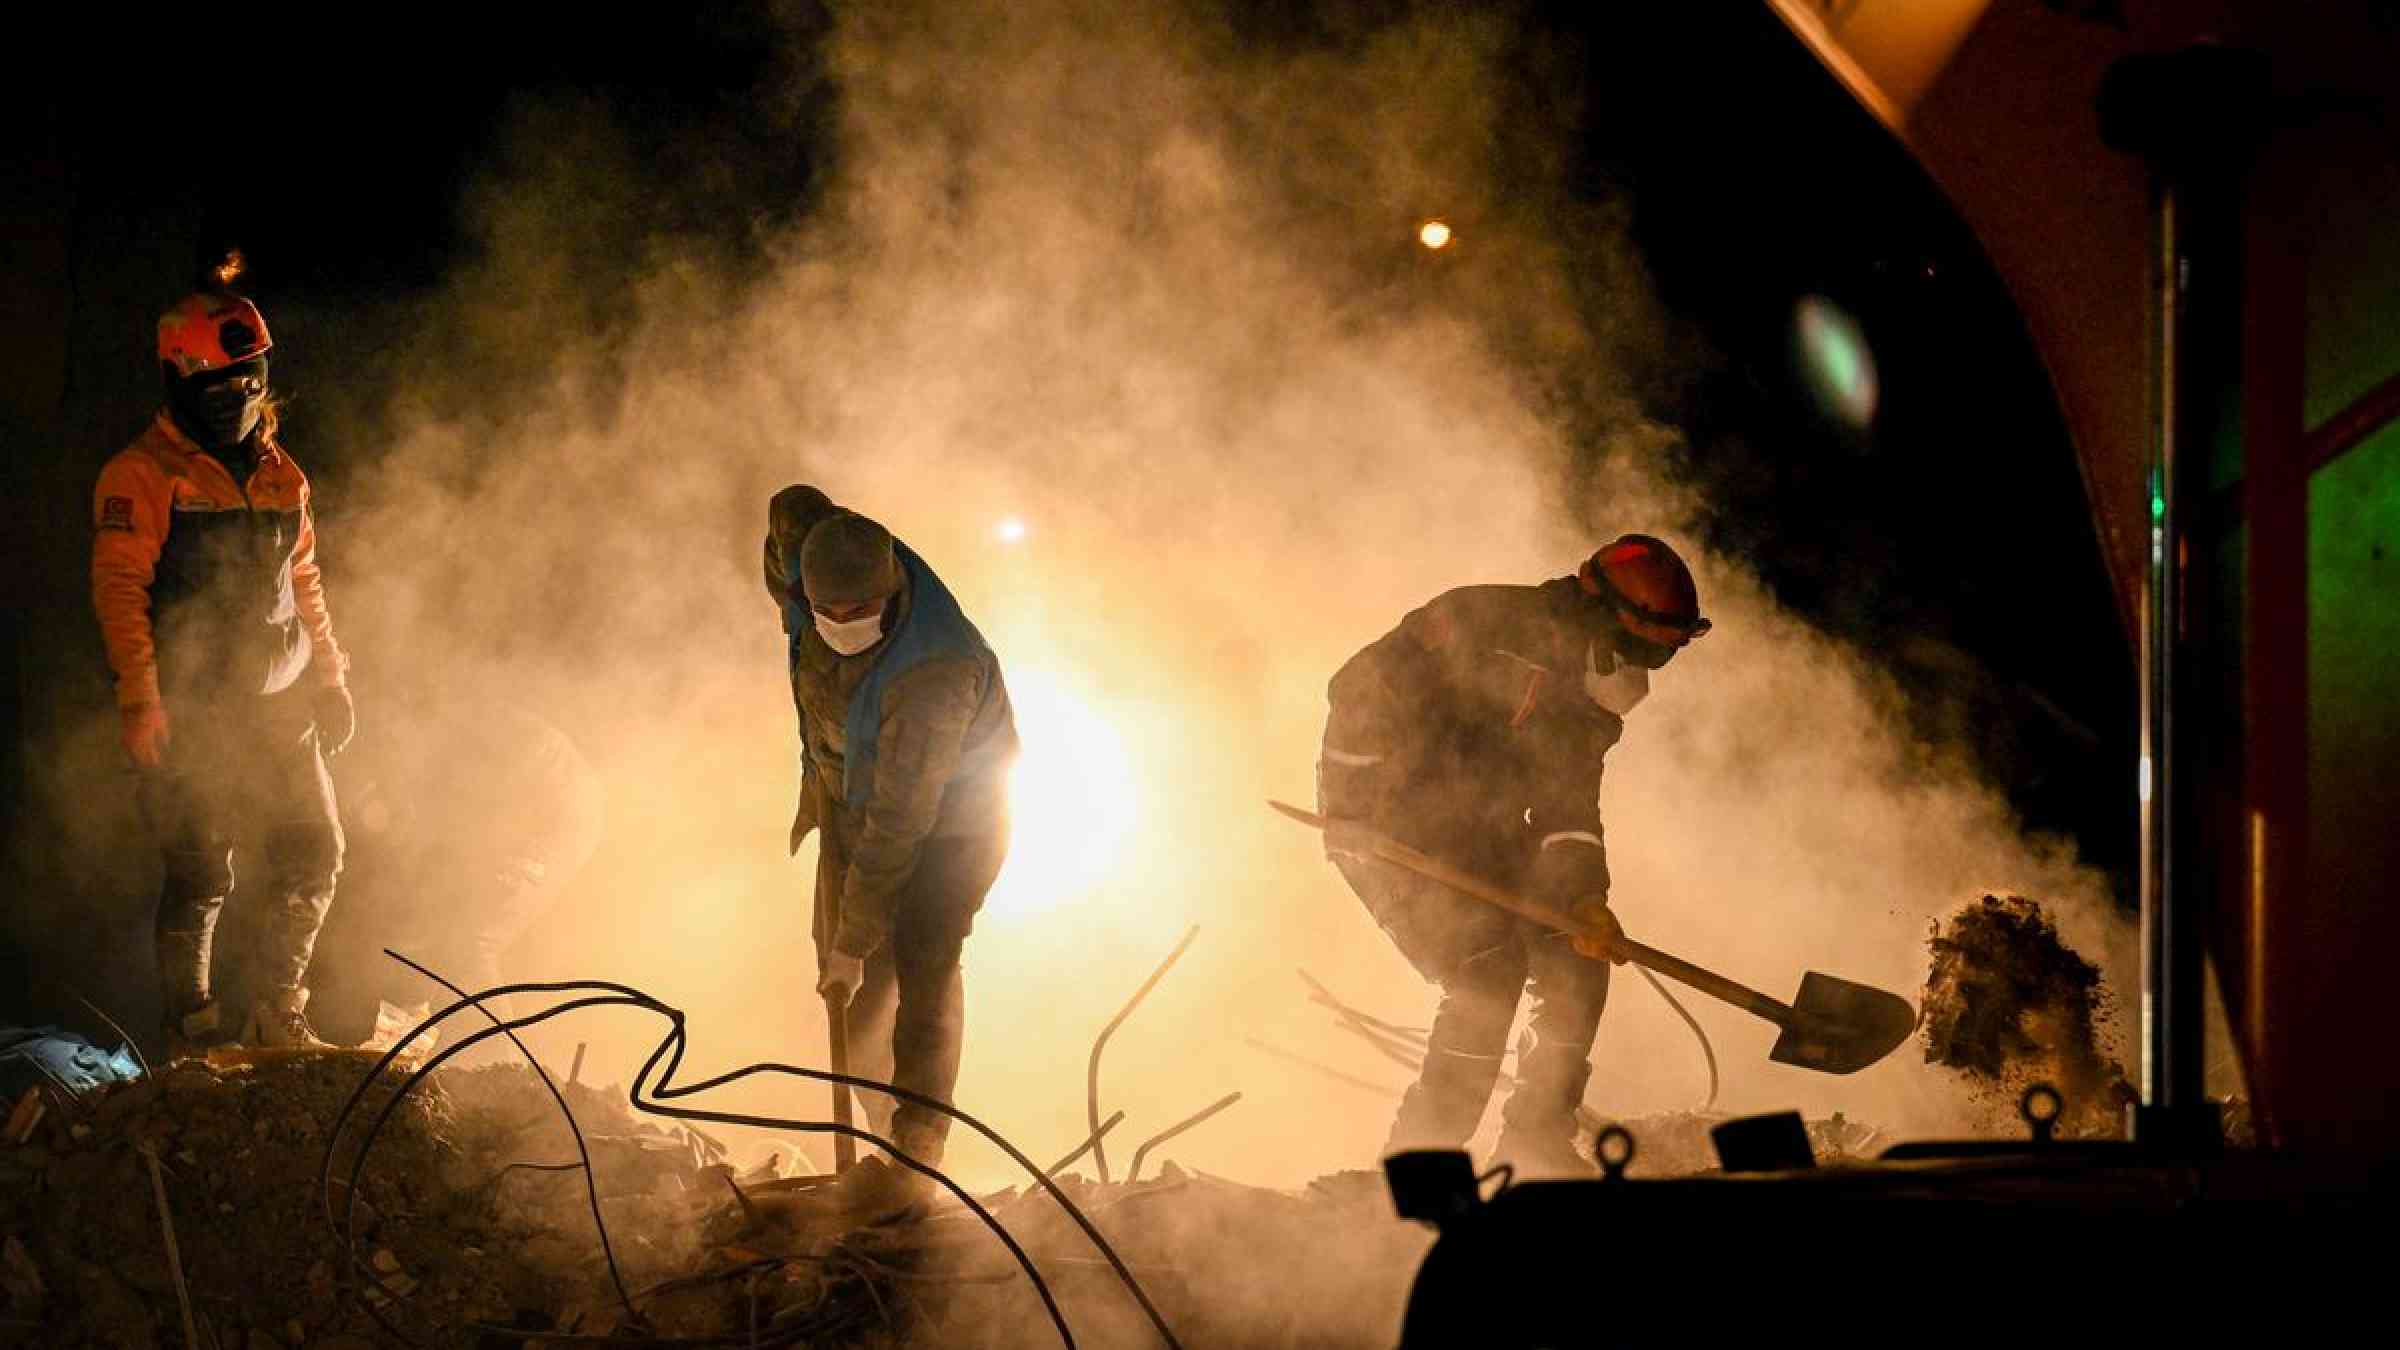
left=1317, top=535, right=1710, bottom=1175
left=766, top=490, right=1018, bottom=1219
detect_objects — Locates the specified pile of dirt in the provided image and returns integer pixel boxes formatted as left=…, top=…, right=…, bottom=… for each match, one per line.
left=0, top=1048, right=1445, bottom=1348
left=703, top=1164, right=1432, bottom=1348
left=1920, top=895, right=2134, bottom=1135
left=0, top=1053, right=723, bottom=1348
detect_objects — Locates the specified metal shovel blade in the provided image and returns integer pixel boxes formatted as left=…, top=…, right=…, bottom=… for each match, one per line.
left=1767, top=972, right=1920, bottom=1074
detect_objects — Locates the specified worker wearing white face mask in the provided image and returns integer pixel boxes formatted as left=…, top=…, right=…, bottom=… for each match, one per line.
left=767, top=495, right=1018, bottom=1219
left=1315, top=534, right=1711, bottom=1177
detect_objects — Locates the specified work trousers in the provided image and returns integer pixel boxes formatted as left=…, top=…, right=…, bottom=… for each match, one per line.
left=136, top=688, right=344, bottom=1017
left=1334, top=852, right=1610, bottom=1173
left=815, top=825, right=1006, bottom=1160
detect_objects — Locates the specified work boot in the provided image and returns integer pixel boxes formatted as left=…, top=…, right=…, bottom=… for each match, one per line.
left=825, top=1155, right=935, bottom=1224
left=162, top=999, right=224, bottom=1062
left=1495, top=1052, right=1599, bottom=1177
left=240, top=985, right=333, bottom=1050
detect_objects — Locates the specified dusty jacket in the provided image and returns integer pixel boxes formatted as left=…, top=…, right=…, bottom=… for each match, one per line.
left=1321, top=579, right=1623, bottom=902
left=91, top=413, right=347, bottom=711
left=789, top=568, right=1015, bottom=960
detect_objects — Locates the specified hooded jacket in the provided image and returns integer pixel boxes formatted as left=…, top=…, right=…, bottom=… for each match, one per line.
left=785, top=546, right=1016, bottom=960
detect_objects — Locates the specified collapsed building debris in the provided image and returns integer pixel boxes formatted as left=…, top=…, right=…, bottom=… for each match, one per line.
left=1921, top=894, right=2135, bottom=1136
left=0, top=1052, right=724, bottom=1348
left=0, top=1045, right=1434, bottom=1348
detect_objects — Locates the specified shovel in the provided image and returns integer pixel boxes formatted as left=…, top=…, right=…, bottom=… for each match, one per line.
left=1271, top=801, right=1917, bottom=1074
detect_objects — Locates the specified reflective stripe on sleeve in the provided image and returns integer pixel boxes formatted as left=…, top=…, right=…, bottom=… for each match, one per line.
left=1321, top=746, right=1385, bottom=768
left=1540, top=830, right=1604, bottom=851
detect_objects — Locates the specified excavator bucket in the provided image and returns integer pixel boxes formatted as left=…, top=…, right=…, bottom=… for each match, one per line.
left=1768, top=972, right=1920, bottom=1074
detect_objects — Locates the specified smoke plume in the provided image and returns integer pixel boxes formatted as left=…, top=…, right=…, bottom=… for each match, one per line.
left=49, top=0, right=2136, bottom=1204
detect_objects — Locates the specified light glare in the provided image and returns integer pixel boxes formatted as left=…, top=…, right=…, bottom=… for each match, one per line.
left=987, top=666, right=1138, bottom=917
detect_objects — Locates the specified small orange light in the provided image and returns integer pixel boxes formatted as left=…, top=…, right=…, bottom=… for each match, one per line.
left=1417, top=219, right=1453, bottom=250
left=214, top=249, right=247, bottom=286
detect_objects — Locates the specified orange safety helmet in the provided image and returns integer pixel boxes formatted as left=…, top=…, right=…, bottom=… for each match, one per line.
left=157, top=292, right=272, bottom=379
left=1578, top=534, right=1713, bottom=649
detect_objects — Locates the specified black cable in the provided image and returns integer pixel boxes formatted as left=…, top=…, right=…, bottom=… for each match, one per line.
left=326, top=990, right=1019, bottom=1345
left=321, top=990, right=632, bottom=1349
left=322, top=966, right=1185, bottom=1350
left=622, top=1015, right=1185, bottom=1349
left=616, top=1013, right=1077, bottom=1344
left=622, top=986, right=1184, bottom=1347
left=394, top=952, right=645, bottom=1327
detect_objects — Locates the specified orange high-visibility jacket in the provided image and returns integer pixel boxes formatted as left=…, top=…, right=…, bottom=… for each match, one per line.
left=91, top=412, right=348, bottom=712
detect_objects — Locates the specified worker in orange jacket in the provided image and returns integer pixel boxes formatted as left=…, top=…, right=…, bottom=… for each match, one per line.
left=91, top=288, right=357, bottom=1055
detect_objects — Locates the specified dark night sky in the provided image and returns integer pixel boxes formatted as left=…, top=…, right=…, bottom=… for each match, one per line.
left=17, top=0, right=2132, bottom=880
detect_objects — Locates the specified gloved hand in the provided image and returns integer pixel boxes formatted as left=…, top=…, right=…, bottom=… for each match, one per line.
left=1568, top=900, right=1629, bottom=964
left=312, top=684, right=356, bottom=757
left=1323, top=815, right=1380, bottom=859
left=121, top=701, right=171, bottom=769
left=817, top=951, right=864, bottom=1008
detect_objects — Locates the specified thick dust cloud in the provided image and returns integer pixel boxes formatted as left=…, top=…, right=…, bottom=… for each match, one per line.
left=186, top=0, right=2127, bottom=1188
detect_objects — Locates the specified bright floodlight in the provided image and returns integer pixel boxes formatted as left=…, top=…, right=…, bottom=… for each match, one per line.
left=1418, top=219, right=1454, bottom=250
left=995, top=517, right=1028, bottom=543
left=987, top=666, right=1138, bottom=917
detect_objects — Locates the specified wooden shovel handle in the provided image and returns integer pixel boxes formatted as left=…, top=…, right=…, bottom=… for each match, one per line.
left=827, top=996, right=857, bottom=1172
left=1271, top=800, right=1798, bottom=1030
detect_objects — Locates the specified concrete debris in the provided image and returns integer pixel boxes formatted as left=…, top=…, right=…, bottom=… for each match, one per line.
left=1921, top=894, right=2134, bottom=1135
left=0, top=1054, right=712, bottom=1347
left=762, top=1161, right=1432, bottom=1348
left=0, top=1050, right=1445, bottom=1347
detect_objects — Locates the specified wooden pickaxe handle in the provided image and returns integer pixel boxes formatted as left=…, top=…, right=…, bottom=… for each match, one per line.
left=826, top=995, right=857, bottom=1172
left=1270, top=799, right=1801, bottom=1031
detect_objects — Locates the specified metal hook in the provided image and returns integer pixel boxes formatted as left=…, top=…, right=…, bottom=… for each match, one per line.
left=1596, top=1125, right=1636, bottom=1180
left=2020, top=1082, right=2065, bottom=1145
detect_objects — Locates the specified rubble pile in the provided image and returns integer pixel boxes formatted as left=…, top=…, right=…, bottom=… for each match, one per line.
left=1920, top=894, right=2134, bottom=1135
left=0, top=1047, right=1445, bottom=1348
left=0, top=957, right=1923, bottom=1348
left=678, top=1164, right=1431, bottom=1348
left=0, top=1053, right=722, bottom=1348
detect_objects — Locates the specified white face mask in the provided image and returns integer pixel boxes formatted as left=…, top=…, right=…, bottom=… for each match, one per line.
left=814, top=609, right=887, bottom=656
left=1584, top=640, right=1650, bottom=717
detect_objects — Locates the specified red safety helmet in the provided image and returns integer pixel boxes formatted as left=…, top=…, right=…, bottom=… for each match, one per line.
left=157, top=292, right=271, bottom=379
left=1577, top=534, right=1713, bottom=649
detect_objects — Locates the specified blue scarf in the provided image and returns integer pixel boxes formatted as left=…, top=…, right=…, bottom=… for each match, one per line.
left=790, top=542, right=995, bottom=811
